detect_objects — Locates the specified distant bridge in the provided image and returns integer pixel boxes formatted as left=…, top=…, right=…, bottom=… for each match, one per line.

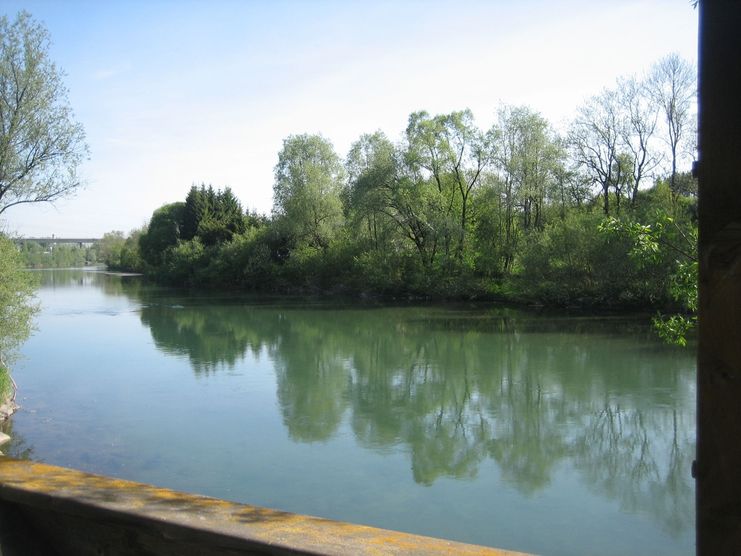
left=14, top=237, right=101, bottom=248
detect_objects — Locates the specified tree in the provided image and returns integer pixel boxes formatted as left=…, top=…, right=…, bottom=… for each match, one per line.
left=98, top=231, right=126, bottom=269
left=405, top=110, right=492, bottom=261
left=490, top=106, right=522, bottom=272
left=347, top=129, right=442, bottom=270
left=0, top=12, right=88, bottom=216
left=569, top=88, right=624, bottom=215
left=118, top=228, right=144, bottom=271
left=618, top=75, right=661, bottom=205
left=346, top=131, right=398, bottom=251
left=649, top=54, right=696, bottom=196
left=207, top=187, right=245, bottom=244
left=0, top=233, right=37, bottom=403
left=490, top=106, right=564, bottom=270
left=181, top=184, right=246, bottom=246
left=600, top=207, right=697, bottom=345
left=139, top=202, right=185, bottom=267
left=273, top=134, right=345, bottom=251
left=182, top=185, right=208, bottom=241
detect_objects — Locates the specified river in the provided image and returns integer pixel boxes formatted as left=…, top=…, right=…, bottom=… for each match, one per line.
left=4, top=269, right=696, bottom=555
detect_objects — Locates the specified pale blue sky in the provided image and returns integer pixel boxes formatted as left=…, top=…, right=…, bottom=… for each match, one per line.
left=1, top=1, right=697, bottom=237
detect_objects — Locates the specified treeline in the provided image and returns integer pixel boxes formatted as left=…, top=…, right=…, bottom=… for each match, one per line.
left=105, top=54, right=697, bottom=313
left=20, top=241, right=99, bottom=268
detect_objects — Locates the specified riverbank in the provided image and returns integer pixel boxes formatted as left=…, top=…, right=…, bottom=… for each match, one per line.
left=0, top=401, right=17, bottom=421
left=0, top=367, right=18, bottom=421
left=0, top=367, right=18, bottom=455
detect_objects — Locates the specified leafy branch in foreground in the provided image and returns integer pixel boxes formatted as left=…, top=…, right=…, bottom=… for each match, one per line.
left=600, top=212, right=697, bottom=345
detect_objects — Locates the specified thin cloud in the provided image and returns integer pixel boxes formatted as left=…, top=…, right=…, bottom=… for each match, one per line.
left=93, top=62, right=131, bottom=81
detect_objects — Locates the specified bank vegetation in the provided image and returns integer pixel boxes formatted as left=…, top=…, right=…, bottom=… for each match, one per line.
left=100, top=54, right=698, bottom=342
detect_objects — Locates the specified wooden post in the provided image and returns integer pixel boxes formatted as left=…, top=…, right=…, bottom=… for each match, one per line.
left=696, top=2, right=741, bottom=554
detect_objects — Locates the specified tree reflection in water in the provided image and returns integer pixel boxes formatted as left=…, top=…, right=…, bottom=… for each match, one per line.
left=0, top=418, right=34, bottom=461
left=126, top=280, right=694, bottom=536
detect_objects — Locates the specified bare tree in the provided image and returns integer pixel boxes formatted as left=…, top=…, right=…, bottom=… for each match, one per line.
left=0, top=12, right=88, bottom=216
left=649, top=54, right=696, bottom=195
left=618, top=76, right=661, bottom=205
left=568, top=88, right=624, bottom=214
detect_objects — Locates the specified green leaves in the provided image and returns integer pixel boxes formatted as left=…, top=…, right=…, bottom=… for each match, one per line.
left=139, top=202, right=185, bottom=266
left=599, top=217, right=661, bottom=264
left=182, top=185, right=246, bottom=246
left=97, top=88, right=698, bottom=312
left=600, top=210, right=697, bottom=344
left=0, top=12, right=88, bottom=215
left=0, top=234, right=38, bottom=385
left=652, top=314, right=696, bottom=347
left=273, top=134, right=345, bottom=251
left=139, top=185, right=246, bottom=271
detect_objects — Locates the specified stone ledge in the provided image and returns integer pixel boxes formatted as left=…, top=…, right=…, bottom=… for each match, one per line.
left=0, top=457, right=529, bottom=556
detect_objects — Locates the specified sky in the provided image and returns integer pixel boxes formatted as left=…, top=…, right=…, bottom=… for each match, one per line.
left=1, top=0, right=698, bottom=238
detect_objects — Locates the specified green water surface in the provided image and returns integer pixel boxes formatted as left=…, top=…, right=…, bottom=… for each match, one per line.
left=6, top=269, right=696, bottom=555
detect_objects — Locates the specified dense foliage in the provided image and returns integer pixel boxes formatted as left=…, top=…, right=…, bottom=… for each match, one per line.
left=19, top=240, right=98, bottom=268
left=104, top=54, right=697, bottom=341
left=0, top=234, right=38, bottom=399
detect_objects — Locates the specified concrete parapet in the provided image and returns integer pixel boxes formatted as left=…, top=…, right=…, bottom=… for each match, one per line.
left=0, top=457, right=527, bottom=555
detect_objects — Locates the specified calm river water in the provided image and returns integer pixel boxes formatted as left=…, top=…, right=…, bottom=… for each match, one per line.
left=4, top=269, right=696, bottom=555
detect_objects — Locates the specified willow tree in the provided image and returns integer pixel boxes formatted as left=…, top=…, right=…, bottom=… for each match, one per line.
left=404, top=110, right=492, bottom=263
left=345, top=131, right=398, bottom=251
left=0, top=234, right=37, bottom=404
left=273, top=134, right=345, bottom=251
left=0, top=12, right=88, bottom=216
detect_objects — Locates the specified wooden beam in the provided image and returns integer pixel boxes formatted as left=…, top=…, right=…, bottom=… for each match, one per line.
left=697, top=2, right=741, bottom=554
